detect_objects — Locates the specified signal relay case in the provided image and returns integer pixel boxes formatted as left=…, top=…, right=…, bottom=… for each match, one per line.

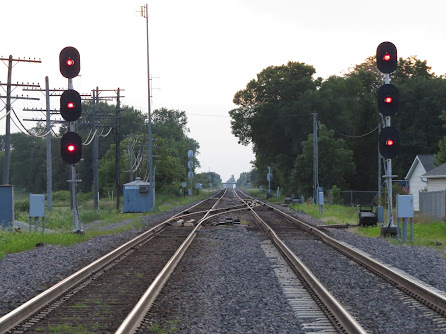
left=0, top=185, right=14, bottom=229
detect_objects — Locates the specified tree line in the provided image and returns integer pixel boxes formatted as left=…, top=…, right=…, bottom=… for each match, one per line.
left=230, top=56, right=446, bottom=196
left=0, top=104, right=222, bottom=197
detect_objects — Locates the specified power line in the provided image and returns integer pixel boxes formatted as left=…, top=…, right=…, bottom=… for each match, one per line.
left=333, top=125, right=379, bottom=138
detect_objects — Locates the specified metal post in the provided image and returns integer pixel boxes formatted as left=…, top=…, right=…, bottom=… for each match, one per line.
left=145, top=3, right=154, bottom=210
left=384, top=73, right=394, bottom=227
left=129, top=139, right=133, bottom=182
left=93, top=87, right=99, bottom=210
left=115, top=88, right=121, bottom=210
left=377, top=122, right=381, bottom=206
left=3, top=56, right=12, bottom=184
left=68, top=78, right=81, bottom=232
left=402, top=217, right=408, bottom=242
left=45, top=76, right=52, bottom=209
left=313, top=112, right=319, bottom=204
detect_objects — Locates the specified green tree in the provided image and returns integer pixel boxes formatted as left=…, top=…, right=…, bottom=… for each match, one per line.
left=97, top=108, right=200, bottom=195
left=195, top=172, right=222, bottom=189
left=9, top=132, right=46, bottom=192
left=291, top=125, right=355, bottom=197
left=229, top=61, right=320, bottom=192
left=435, top=110, right=446, bottom=166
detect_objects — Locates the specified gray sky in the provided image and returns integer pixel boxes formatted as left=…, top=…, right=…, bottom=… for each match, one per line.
left=1, top=0, right=445, bottom=183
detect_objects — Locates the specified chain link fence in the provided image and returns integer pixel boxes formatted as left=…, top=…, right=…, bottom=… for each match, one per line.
left=340, top=191, right=378, bottom=206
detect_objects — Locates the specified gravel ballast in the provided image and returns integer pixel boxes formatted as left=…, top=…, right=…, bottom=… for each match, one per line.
left=1, top=200, right=446, bottom=333
left=139, top=226, right=304, bottom=334
left=0, top=202, right=199, bottom=318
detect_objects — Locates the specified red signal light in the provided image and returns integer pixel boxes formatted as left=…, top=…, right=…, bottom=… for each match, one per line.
left=67, top=144, right=76, bottom=152
left=383, top=54, right=391, bottom=61
left=386, top=139, right=394, bottom=146
left=384, top=96, right=392, bottom=104
left=67, top=102, right=75, bottom=109
left=66, top=58, right=75, bottom=66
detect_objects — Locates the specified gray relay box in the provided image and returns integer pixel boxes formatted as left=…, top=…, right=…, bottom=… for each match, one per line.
left=29, top=194, right=45, bottom=217
left=0, top=185, right=14, bottom=229
left=396, top=195, right=414, bottom=218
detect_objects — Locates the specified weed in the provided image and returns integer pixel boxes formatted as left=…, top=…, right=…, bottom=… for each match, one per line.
left=48, top=324, right=89, bottom=333
left=71, top=303, right=87, bottom=309
left=290, top=203, right=446, bottom=254
left=2, top=193, right=208, bottom=259
left=150, top=321, right=179, bottom=334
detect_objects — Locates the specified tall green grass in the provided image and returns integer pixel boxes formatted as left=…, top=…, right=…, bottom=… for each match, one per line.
left=289, top=202, right=446, bottom=253
left=0, top=232, right=89, bottom=260
left=0, top=191, right=210, bottom=260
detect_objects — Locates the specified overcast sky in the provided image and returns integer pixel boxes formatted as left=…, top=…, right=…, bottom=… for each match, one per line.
left=2, top=0, right=446, bottom=183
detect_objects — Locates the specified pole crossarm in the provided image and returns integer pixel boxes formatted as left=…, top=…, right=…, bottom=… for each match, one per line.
left=0, top=95, right=39, bottom=100
left=23, top=108, right=59, bottom=112
left=0, top=57, right=41, bottom=63
left=0, top=82, right=40, bottom=88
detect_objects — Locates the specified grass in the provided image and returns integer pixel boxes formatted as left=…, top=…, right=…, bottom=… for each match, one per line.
left=47, top=324, right=90, bottom=333
left=289, top=202, right=446, bottom=254
left=0, top=232, right=89, bottom=260
left=150, top=320, right=179, bottom=334
left=0, top=192, right=209, bottom=260
left=71, top=303, right=87, bottom=309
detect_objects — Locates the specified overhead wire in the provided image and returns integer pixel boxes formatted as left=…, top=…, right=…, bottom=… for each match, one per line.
left=333, top=125, right=379, bottom=138
left=82, top=128, right=93, bottom=144
left=11, top=108, right=34, bottom=136
left=99, top=127, right=113, bottom=137
left=0, top=108, right=11, bottom=121
left=83, top=129, right=98, bottom=145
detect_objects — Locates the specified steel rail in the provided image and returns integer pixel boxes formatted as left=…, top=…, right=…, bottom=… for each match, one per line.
left=0, top=193, right=222, bottom=334
left=116, top=189, right=229, bottom=334
left=274, top=205, right=446, bottom=315
left=242, top=191, right=446, bottom=317
left=234, top=191, right=367, bottom=334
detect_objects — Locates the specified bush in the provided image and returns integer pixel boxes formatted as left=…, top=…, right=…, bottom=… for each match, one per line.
left=78, top=192, right=93, bottom=203
left=52, top=190, right=70, bottom=203
left=14, top=200, right=29, bottom=214
left=331, top=185, right=342, bottom=205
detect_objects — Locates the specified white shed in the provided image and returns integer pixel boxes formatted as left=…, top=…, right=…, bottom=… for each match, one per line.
left=421, top=162, right=446, bottom=192
left=405, top=155, right=435, bottom=211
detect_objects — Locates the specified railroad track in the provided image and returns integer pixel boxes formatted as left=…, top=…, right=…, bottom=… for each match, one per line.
left=233, top=191, right=366, bottom=334
left=0, top=189, right=246, bottom=333
left=3, top=188, right=446, bottom=333
left=236, top=190, right=446, bottom=333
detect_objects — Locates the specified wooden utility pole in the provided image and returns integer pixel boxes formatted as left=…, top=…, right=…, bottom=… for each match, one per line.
left=80, top=88, right=124, bottom=209
left=0, top=55, right=41, bottom=184
left=115, top=88, right=121, bottom=210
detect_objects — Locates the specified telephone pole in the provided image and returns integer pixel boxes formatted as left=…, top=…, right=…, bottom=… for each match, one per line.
left=313, top=112, right=319, bottom=204
left=79, top=88, right=124, bottom=209
left=115, top=88, right=121, bottom=210
left=0, top=55, right=41, bottom=184
left=139, top=3, right=155, bottom=210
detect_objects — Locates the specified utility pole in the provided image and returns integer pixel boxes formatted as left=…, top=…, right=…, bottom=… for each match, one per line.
left=3, top=56, right=12, bottom=185
left=45, top=77, right=52, bottom=209
left=78, top=88, right=124, bottom=209
left=115, top=88, right=121, bottom=210
left=313, top=112, right=319, bottom=204
left=93, top=87, right=99, bottom=210
left=0, top=55, right=41, bottom=184
left=129, top=138, right=134, bottom=182
left=140, top=3, right=155, bottom=210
